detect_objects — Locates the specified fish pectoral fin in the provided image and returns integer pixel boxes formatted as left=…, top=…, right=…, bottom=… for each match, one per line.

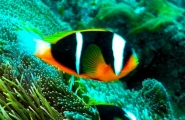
left=82, top=44, right=106, bottom=77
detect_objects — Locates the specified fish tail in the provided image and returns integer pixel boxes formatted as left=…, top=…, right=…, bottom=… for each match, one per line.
left=16, top=28, right=51, bottom=56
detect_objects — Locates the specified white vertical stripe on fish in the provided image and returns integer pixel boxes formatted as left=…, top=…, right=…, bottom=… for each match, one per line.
left=112, top=33, right=126, bottom=76
left=75, top=32, right=83, bottom=74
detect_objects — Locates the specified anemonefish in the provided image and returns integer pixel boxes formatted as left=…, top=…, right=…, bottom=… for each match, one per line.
left=95, top=105, right=136, bottom=120
left=16, top=28, right=139, bottom=82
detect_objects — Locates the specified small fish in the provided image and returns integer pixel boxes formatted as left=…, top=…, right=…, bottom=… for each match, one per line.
left=16, top=29, right=139, bottom=82
left=95, top=105, right=136, bottom=120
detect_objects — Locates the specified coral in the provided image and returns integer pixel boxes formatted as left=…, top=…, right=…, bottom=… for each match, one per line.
left=128, top=0, right=184, bottom=34
left=126, top=12, right=185, bottom=117
left=95, top=2, right=138, bottom=22
left=129, top=13, right=185, bottom=118
left=0, top=0, right=98, bottom=119
left=90, top=0, right=184, bottom=34
left=141, top=0, right=184, bottom=17
left=0, top=76, right=63, bottom=120
left=0, top=0, right=71, bottom=36
left=140, top=79, right=174, bottom=119
left=131, top=0, right=185, bottom=34
left=164, top=15, right=185, bottom=41
left=1, top=0, right=185, bottom=119
left=0, top=35, right=98, bottom=119
left=72, top=78, right=127, bottom=105
left=0, top=44, right=98, bottom=119
left=63, top=111, right=93, bottom=120
left=0, top=56, right=63, bottom=119
left=72, top=77, right=176, bottom=119
left=49, top=0, right=99, bottom=29
left=39, top=74, right=99, bottom=119
left=0, top=15, right=17, bottom=43
left=0, top=48, right=56, bottom=119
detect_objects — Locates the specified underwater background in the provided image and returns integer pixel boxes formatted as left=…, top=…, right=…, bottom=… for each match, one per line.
left=0, top=0, right=185, bottom=120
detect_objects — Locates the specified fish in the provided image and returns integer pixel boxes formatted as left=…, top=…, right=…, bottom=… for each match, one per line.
left=16, top=28, right=139, bottom=82
left=95, top=105, right=136, bottom=120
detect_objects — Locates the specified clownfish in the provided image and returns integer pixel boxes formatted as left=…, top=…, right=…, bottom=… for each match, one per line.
left=16, top=28, right=139, bottom=82
left=95, top=105, right=136, bottom=120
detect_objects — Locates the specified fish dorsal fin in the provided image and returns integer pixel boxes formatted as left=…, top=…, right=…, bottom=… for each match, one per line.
left=43, top=29, right=108, bottom=44
left=82, top=44, right=106, bottom=77
left=43, top=31, right=75, bottom=44
left=79, top=28, right=108, bottom=32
